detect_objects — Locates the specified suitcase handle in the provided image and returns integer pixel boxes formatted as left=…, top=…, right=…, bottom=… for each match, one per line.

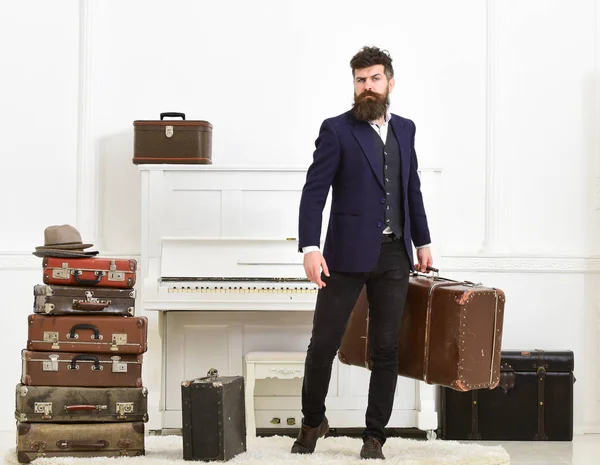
left=69, top=355, right=102, bottom=371
left=65, top=404, right=107, bottom=411
left=73, top=270, right=102, bottom=286
left=68, top=324, right=102, bottom=341
left=72, top=300, right=110, bottom=311
left=160, top=112, right=185, bottom=120
left=57, top=439, right=108, bottom=449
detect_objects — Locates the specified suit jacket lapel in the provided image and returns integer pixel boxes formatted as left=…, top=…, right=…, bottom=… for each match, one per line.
left=351, top=120, right=384, bottom=189
left=389, top=116, right=411, bottom=188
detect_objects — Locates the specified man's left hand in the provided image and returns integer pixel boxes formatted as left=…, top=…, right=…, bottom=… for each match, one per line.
left=416, top=247, right=433, bottom=272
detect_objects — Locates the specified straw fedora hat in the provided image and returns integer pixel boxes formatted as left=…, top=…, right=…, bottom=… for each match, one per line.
left=33, top=224, right=98, bottom=258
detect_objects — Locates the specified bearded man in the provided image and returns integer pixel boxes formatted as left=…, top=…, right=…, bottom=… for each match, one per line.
left=292, top=46, right=434, bottom=460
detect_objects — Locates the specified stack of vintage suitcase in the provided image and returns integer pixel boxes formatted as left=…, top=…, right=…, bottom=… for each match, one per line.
left=16, top=245, right=148, bottom=463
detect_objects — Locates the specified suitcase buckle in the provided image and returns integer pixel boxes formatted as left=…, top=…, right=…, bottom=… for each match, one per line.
left=165, top=126, right=174, bottom=138
left=42, top=354, right=59, bottom=372
left=34, top=402, right=53, bottom=420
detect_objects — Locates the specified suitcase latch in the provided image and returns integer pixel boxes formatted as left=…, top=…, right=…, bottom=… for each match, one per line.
left=43, top=354, right=59, bottom=372
left=165, top=125, right=174, bottom=138
left=34, top=402, right=53, bottom=419
left=116, top=402, right=134, bottom=419
left=111, top=356, right=128, bottom=373
left=43, top=332, right=60, bottom=350
left=52, top=267, right=70, bottom=280
left=111, top=334, right=128, bottom=351
left=108, top=260, right=125, bottom=281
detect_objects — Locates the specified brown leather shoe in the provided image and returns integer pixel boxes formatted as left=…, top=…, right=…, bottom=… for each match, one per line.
left=290, top=417, right=329, bottom=454
left=360, top=436, right=385, bottom=460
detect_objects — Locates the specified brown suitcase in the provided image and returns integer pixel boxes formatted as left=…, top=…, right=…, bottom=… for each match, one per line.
left=42, top=257, right=137, bottom=289
left=338, top=268, right=506, bottom=391
left=15, top=383, right=148, bottom=423
left=21, top=350, right=143, bottom=388
left=133, top=112, right=212, bottom=164
left=16, top=421, right=144, bottom=463
left=34, top=284, right=135, bottom=316
left=27, top=314, right=148, bottom=354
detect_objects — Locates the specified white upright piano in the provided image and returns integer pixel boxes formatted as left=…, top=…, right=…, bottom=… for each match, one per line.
left=138, top=165, right=439, bottom=437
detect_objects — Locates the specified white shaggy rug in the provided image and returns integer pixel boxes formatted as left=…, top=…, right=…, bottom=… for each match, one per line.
left=5, top=435, right=510, bottom=465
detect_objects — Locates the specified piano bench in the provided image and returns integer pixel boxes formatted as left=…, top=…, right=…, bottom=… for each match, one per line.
left=243, top=351, right=306, bottom=438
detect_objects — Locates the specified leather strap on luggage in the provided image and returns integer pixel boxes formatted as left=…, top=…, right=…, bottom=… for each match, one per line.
left=469, top=390, right=482, bottom=439
left=534, top=350, right=548, bottom=440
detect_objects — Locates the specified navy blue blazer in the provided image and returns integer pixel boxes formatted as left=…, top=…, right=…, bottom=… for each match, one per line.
left=298, top=110, right=431, bottom=272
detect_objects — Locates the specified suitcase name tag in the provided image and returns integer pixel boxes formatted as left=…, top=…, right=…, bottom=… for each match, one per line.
left=73, top=290, right=112, bottom=311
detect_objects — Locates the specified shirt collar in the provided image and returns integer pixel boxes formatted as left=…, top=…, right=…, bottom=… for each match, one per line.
left=369, top=109, right=392, bottom=126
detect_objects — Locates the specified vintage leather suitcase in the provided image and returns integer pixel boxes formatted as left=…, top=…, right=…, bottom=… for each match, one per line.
left=440, top=350, right=574, bottom=441
left=34, top=284, right=135, bottom=316
left=21, top=350, right=143, bottom=387
left=42, top=257, right=137, bottom=289
left=133, top=112, right=213, bottom=164
left=15, top=383, right=148, bottom=423
left=338, top=268, right=506, bottom=391
left=182, top=369, right=246, bottom=461
left=16, top=421, right=144, bottom=463
left=27, top=314, right=148, bottom=354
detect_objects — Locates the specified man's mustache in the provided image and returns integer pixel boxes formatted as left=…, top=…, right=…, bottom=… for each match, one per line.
left=356, top=90, right=383, bottom=102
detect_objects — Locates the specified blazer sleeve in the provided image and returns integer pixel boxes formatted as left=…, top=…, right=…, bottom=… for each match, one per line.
left=407, top=121, right=432, bottom=247
left=298, top=119, right=341, bottom=251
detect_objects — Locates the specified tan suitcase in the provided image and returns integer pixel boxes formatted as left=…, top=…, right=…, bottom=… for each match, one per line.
left=15, top=383, right=148, bottom=423
left=16, top=421, right=144, bottom=463
left=338, top=268, right=506, bottom=391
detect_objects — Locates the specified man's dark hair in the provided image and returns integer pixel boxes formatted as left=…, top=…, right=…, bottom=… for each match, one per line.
left=350, top=46, right=394, bottom=80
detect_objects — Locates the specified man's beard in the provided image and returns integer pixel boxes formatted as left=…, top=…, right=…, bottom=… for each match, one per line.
left=352, top=89, right=389, bottom=122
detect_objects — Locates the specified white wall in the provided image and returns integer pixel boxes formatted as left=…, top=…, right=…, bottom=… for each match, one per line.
left=1, top=0, right=599, bottom=434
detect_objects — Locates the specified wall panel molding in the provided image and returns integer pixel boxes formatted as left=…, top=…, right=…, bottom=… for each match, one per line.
left=76, top=0, right=99, bottom=246
left=2, top=252, right=598, bottom=273
left=440, top=255, right=600, bottom=273
left=481, top=0, right=509, bottom=254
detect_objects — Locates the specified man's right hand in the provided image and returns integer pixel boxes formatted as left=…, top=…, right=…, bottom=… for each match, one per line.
left=304, top=251, right=330, bottom=289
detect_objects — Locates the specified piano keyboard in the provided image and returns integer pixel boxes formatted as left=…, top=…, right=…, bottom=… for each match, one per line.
left=167, top=285, right=317, bottom=294
left=151, top=278, right=319, bottom=311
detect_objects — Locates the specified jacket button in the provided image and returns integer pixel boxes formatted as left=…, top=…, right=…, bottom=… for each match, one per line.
left=377, top=222, right=383, bottom=228
left=380, top=198, right=385, bottom=203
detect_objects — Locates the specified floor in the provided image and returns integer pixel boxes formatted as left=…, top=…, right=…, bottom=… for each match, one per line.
left=3, top=430, right=599, bottom=464
left=471, top=435, right=599, bottom=464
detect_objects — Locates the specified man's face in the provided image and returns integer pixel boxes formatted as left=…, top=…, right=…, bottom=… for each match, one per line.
left=352, top=64, right=395, bottom=122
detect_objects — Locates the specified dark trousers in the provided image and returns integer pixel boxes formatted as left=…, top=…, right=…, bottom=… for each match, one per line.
left=301, top=237, right=411, bottom=444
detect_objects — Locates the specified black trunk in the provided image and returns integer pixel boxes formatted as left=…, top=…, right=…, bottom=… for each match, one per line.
left=181, top=369, right=246, bottom=461
left=440, top=350, right=574, bottom=441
